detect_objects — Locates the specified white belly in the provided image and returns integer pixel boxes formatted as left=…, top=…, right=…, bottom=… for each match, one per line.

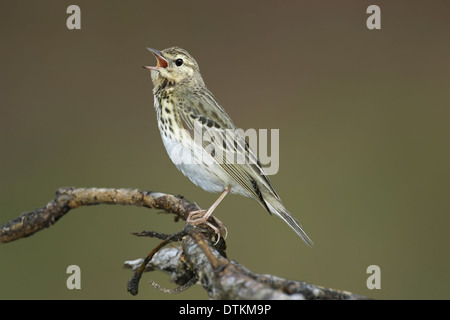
left=161, top=132, right=227, bottom=193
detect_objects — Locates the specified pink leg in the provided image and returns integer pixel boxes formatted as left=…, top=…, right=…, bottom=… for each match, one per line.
left=187, top=187, right=231, bottom=239
left=203, top=187, right=230, bottom=220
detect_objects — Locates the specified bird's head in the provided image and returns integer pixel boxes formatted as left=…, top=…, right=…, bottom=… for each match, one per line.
left=144, top=47, right=204, bottom=87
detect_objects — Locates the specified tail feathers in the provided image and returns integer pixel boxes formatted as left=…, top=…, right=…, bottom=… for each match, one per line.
left=266, top=201, right=313, bottom=247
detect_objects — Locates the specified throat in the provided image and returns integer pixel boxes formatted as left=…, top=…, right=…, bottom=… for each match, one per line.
left=154, top=94, right=177, bottom=139
left=155, top=78, right=176, bottom=94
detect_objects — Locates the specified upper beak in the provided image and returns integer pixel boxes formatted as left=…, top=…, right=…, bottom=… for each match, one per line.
left=143, top=48, right=168, bottom=70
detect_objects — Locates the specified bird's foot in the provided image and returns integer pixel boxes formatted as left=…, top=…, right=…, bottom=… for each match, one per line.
left=187, top=209, right=228, bottom=245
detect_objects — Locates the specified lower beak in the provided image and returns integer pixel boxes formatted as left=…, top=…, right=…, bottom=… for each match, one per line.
left=143, top=48, right=168, bottom=70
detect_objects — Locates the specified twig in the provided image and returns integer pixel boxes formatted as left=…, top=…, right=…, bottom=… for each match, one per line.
left=127, top=229, right=186, bottom=296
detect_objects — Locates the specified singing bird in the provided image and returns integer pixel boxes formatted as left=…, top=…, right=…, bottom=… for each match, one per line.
left=144, top=47, right=312, bottom=246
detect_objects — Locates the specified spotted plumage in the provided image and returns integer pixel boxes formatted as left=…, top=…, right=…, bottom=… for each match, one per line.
left=144, top=47, right=312, bottom=246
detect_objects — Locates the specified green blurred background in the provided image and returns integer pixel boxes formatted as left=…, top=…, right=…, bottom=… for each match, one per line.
left=1, top=1, right=449, bottom=300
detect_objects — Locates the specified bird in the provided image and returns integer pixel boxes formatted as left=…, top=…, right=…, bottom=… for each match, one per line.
left=143, top=47, right=313, bottom=246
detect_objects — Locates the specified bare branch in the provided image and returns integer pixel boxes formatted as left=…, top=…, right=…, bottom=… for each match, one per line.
left=0, top=187, right=369, bottom=300
left=0, top=187, right=197, bottom=243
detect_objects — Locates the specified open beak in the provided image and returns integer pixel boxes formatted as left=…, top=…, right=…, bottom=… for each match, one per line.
left=143, top=48, right=168, bottom=71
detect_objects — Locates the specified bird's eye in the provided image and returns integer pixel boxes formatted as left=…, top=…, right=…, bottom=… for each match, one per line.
left=175, top=58, right=183, bottom=67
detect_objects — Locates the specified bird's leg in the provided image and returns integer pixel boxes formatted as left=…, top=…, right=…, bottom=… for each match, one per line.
left=187, top=187, right=230, bottom=241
